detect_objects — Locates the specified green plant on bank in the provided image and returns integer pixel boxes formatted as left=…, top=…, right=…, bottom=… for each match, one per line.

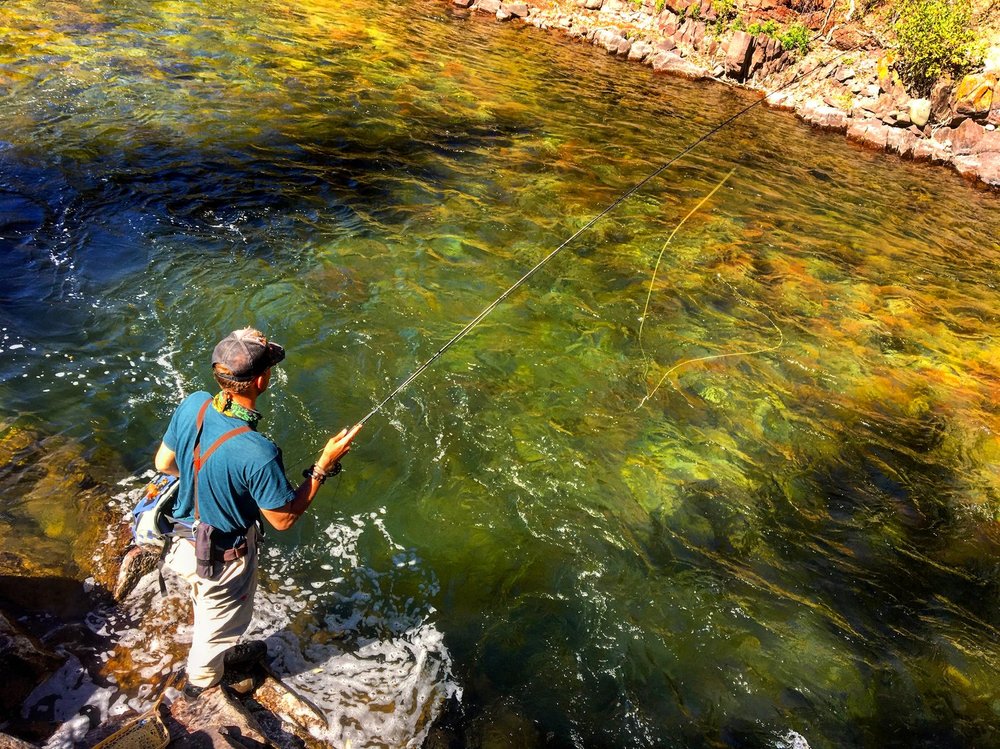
left=777, top=22, right=811, bottom=53
left=726, top=17, right=810, bottom=55
left=892, top=0, right=984, bottom=94
left=712, top=0, right=738, bottom=22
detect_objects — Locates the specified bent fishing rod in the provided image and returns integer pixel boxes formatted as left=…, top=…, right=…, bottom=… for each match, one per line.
left=355, top=36, right=853, bottom=429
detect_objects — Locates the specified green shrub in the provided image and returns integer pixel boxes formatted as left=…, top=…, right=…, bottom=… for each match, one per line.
left=777, top=22, right=811, bottom=54
left=892, top=0, right=984, bottom=94
left=746, top=20, right=777, bottom=35
left=711, top=0, right=739, bottom=28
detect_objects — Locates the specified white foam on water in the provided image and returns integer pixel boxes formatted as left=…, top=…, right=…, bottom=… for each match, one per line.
left=775, top=729, right=811, bottom=749
left=56, top=477, right=459, bottom=747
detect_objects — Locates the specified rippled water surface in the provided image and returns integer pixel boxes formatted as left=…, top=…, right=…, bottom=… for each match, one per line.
left=3, top=0, right=1000, bottom=746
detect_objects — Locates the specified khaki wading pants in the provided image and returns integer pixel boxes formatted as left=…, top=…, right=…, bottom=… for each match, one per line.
left=164, top=527, right=258, bottom=688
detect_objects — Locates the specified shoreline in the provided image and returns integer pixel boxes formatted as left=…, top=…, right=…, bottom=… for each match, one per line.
left=452, top=0, right=1000, bottom=189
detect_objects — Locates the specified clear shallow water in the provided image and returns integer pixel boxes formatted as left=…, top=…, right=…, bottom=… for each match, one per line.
left=2, top=0, right=1000, bottom=746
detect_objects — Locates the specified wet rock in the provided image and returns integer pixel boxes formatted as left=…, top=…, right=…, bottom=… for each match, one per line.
left=113, top=545, right=160, bottom=600
left=909, top=98, right=931, bottom=128
left=800, top=100, right=849, bottom=131
left=954, top=73, right=997, bottom=120
left=886, top=127, right=917, bottom=159
left=167, top=686, right=269, bottom=749
left=912, top=136, right=950, bottom=163
left=0, top=611, right=62, bottom=720
left=847, top=118, right=889, bottom=150
left=0, top=733, right=38, bottom=749
left=453, top=0, right=474, bottom=7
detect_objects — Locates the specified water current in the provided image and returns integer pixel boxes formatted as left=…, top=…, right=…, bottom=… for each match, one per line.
left=2, top=0, right=1000, bottom=746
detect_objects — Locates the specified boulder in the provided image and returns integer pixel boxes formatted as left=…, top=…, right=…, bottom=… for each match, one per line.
left=502, top=1, right=530, bottom=16
left=954, top=73, right=997, bottom=120
left=909, top=98, right=931, bottom=128
left=974, top=128, right=1000, bottom=154
left=929, top=77, right=954, bottom=124
left=912, top=137, right=949, bottom=163
left=724, top=31, right=755, bottom=81
left=951, top=118, right=986, bottom=155
left=800, top=101, right=849, bottom=131
left=628, top=40, right=654, bottom=61
left=649, top=50, right=707, bottom=79
left=585, top=0, right=603, bottom=8
left=453, top=0, right=474, bottom=7
left=477, top=0, right=501, bottom=12
left=975, top=151, right=1000, bottom=186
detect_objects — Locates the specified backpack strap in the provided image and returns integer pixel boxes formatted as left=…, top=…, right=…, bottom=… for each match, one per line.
left=190, top=398, right=251, bottom=523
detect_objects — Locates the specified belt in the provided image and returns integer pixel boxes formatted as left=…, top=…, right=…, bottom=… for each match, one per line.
left=219, top=542, right=249, bottom=563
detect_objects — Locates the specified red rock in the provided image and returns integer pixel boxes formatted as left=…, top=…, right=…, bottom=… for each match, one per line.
left=886, top=127, right=917, bottom=159
left=724, top=31, right=755, bottom=81
left=950, top=118, right=985, bottom=155
left=847, top=119, right=889, bottom=150
left=503, top=1, right=529, bottom=17
left=477, top=0, right=501, bottom=12
left=974, top=129, right=1000, bottom=154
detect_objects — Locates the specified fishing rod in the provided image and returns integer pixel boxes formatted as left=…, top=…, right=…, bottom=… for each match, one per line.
left=356, top=35, right=853, bottom=428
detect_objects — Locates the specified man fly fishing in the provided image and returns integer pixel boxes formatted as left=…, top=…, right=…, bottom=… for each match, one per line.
left=153, top=327, right=361, bottom=699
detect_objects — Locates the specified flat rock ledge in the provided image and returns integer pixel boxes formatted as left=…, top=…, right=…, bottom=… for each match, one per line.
left=452, top=0, right=1000, bottom=189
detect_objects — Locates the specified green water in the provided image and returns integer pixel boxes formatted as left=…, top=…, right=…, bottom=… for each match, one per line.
left=2, top=0, right=1000, bottom=745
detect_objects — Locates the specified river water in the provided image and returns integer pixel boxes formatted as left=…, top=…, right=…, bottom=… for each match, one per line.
left=2, top=0, right=1000, bottom=746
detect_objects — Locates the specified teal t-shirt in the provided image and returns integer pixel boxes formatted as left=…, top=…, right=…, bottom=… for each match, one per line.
left=162, top=391, right=295, bottom=545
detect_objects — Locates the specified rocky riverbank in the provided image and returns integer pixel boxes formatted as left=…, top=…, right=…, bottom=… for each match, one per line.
left=452, top=0, right=1000, bottom=188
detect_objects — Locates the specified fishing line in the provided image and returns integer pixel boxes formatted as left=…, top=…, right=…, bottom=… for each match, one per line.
left=637, top=167, right=736, bottom=373
left=356, top=38, right=854, bottom=427
left=635, top=169, right=784, bottom=406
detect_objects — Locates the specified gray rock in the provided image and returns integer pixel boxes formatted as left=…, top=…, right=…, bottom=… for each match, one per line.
left=835, top=66, right=855, bottom=83
left=909, top=98, right=931, bottom=128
